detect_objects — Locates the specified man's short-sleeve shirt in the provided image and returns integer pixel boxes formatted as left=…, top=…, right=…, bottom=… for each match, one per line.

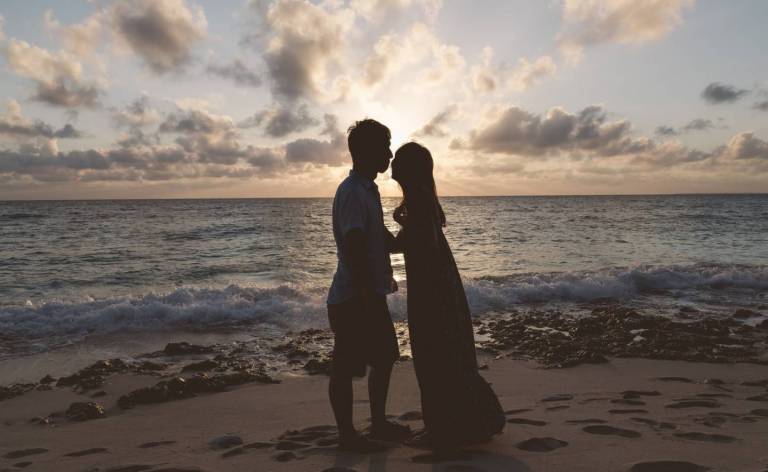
left=327, top=170, right=393, bottom=305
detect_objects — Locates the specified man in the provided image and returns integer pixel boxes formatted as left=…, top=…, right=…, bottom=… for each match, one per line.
left=327, top=118, right=409, bottom=452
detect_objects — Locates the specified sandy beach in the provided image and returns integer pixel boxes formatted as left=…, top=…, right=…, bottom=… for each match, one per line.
left=3, top=348, right=768, bottom=472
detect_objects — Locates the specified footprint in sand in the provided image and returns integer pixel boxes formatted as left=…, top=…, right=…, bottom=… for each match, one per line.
left=63, top=447, right=109, bottom=457
left=504, top=408, right=533, bottom=415
left=630, top=418, right=677, bottom=430
left=621, top=390, right=661, bottom=399
left=656, top=377, right=694, bottom=383
left=515, top=437, right=568, bottom=452
left=629, top=460, right=711, bottom=472
left=546, top=405, right=570, bottom=411
left=611, top=399, right=646, bottom=406
left=665, top=400, right=722, bottom=409
left=565, top=419, right=607, bottom=425
left=673, top=432, right=738, bottom=443
left=506, top=418, right=547, bottom=426
left=608, top=409, right=648, bottom=414
left=541, top=394, right=573, bottom=402
left=582, top=425, right=641, bottom=438
left=2, top=449, right=48, bottom=459
left=138, top=441, right=177, bottom=448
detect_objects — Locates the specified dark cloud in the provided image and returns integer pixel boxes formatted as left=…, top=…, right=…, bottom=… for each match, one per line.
left=207, top=60, right=262, bottom=87
left=253, top=0, right=350, bottom=102
left=238, top=104, right=318, bottom=137
left=112, top=96, right=160, bottom=128
left=33, top=80, right=101, bottom=108
left=655, top=118, right=716, bottom=137
left=284, top=114, right=346, bottom=166
left=0, top=120, right=82, bottom=140
left=111, top=0, right=207, bottom=74
left=415, top=105, right=458, bottom=137
left=701, top=82, right=749, bottom=104
left=457, top=105, right=651, bottom=157
left=754, top=101, right=768, bottom=112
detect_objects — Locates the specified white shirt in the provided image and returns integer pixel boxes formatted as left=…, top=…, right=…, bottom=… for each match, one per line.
left=327, top=170, right=393, bottom=304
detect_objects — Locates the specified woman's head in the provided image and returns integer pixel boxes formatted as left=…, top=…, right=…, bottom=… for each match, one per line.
left=391, top=142, right=434, bottom=187
left=392, top=142, right=446, bottom=226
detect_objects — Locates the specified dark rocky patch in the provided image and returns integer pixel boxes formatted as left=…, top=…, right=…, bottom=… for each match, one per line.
left=515, top=437, right=568, bottom=452
left=479, top=306, right=767, bottom=368
left=63, top=447, right=108, bottom=457
left=118, top=370, right=278, bottom=409
left=582, top=425, right=641, bottom=438
left=242, top=441, right=275, bottom=449
left=506, top=418, right=546, bottom=426
left=11, top=462, right=32, bottom=469
left=695, top=393, right=732, bottom=398
left=303, top=357, right=332, bottom=375
left=161, top=342, right=216, bottom=356
left=630, top=461, right=710, bottom=472
left=0, top=383, right=37, bottom=402
left=181, top=360, right=220, bottom=372
left=732, top=309, right=761, bottom=320
left=657, top=377, right=694, bottom=383
left=2, top=449, right=48, bottom=459
left=673, top=432, right=738, bottom=443
left=65, top=401, right=105, bottom=421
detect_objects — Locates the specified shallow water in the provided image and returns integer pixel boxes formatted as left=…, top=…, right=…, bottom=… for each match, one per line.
left=1, top=195, right=767, bottom=359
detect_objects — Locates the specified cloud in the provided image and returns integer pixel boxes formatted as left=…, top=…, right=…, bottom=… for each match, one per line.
left=558, top=0, right=694, bottom=61
left=351, top=0, right=443, bottom=23
left=0, top=101, right=83, bottom=140
left=752, top=101, right=768, bottom=112
left=284, top=114, right=346, bottom=166
left=456, top=105, right=651, bottom=158
left=159, top=108, right=243, bottom=164
left=238, top=103, right=318, bottom=137
left=415, top=104, right=458, bottom=137
left=112, top=96, right=161, bottom=128
left=471, top=47, right=497, bottom=93
left=111, top=0, right=207, bottom=74
left=701, top=82, right=749, bottom=104
left=363, top=22, right=464, bottom=89
left=655, top=118, right=716, bottom=137
left=2, top=39, right=101, bottom=108
left=509, top=56, right=557, bottom=91
left=44, top=9, right=103, bottom=57
left=256, top=0, right=354, bottom=101
left=207, top=59, right=262, bottom=87
left=722, top=133, right=768, bottom=160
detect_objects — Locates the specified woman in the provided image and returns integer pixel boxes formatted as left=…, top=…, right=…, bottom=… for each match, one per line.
left=391, top=142, right=505, bottom=451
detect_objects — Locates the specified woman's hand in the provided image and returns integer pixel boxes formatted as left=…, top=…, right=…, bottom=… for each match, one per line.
left=393, top=204, right=407, bottom=226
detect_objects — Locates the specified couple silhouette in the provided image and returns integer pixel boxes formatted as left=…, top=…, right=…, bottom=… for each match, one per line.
left=326, top=119, right=505, bottom=453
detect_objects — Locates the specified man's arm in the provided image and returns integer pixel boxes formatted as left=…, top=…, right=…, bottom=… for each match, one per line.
left=344, top=228, right=374, bottom=300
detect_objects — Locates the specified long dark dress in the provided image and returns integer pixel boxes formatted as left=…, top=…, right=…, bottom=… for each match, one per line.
left=396, top=200, right=505, bottom=449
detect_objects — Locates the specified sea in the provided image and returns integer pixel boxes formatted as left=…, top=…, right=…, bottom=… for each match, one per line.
left=1, top=195, right=767, bottom=379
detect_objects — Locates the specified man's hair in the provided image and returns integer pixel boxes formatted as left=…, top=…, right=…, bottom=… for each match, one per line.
left=347, top=119, right=391, bottom=163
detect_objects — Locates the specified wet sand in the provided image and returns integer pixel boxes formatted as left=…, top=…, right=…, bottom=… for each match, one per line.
left=3, top=355, right=768, bottom=472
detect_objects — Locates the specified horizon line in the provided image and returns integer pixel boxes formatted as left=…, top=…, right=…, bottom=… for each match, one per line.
left=1, top=192, right=767, bottom=202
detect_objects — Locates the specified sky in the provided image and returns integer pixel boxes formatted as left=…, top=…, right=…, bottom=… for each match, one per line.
left=0, top=0, right=766, bottom=199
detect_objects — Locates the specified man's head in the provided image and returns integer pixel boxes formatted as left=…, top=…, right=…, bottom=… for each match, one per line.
left=347, top=119, right=392, bottom=176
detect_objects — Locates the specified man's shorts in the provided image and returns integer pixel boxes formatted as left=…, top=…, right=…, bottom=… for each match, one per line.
left=327, top=295, right=399, bottom=378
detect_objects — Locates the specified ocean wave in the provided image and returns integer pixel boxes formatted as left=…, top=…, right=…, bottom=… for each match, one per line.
left=1, top=263, right=766, bottom=344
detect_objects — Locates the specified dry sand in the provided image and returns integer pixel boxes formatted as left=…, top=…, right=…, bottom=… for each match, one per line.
left=2, top=356, right=768, bottom=472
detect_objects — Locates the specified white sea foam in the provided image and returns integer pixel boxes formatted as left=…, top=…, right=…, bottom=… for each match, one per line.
left=1, top=263, right=766, bottom=345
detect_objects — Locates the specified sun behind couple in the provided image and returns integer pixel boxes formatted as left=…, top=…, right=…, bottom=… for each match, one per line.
left=326, top=118, right=505, bottom=454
